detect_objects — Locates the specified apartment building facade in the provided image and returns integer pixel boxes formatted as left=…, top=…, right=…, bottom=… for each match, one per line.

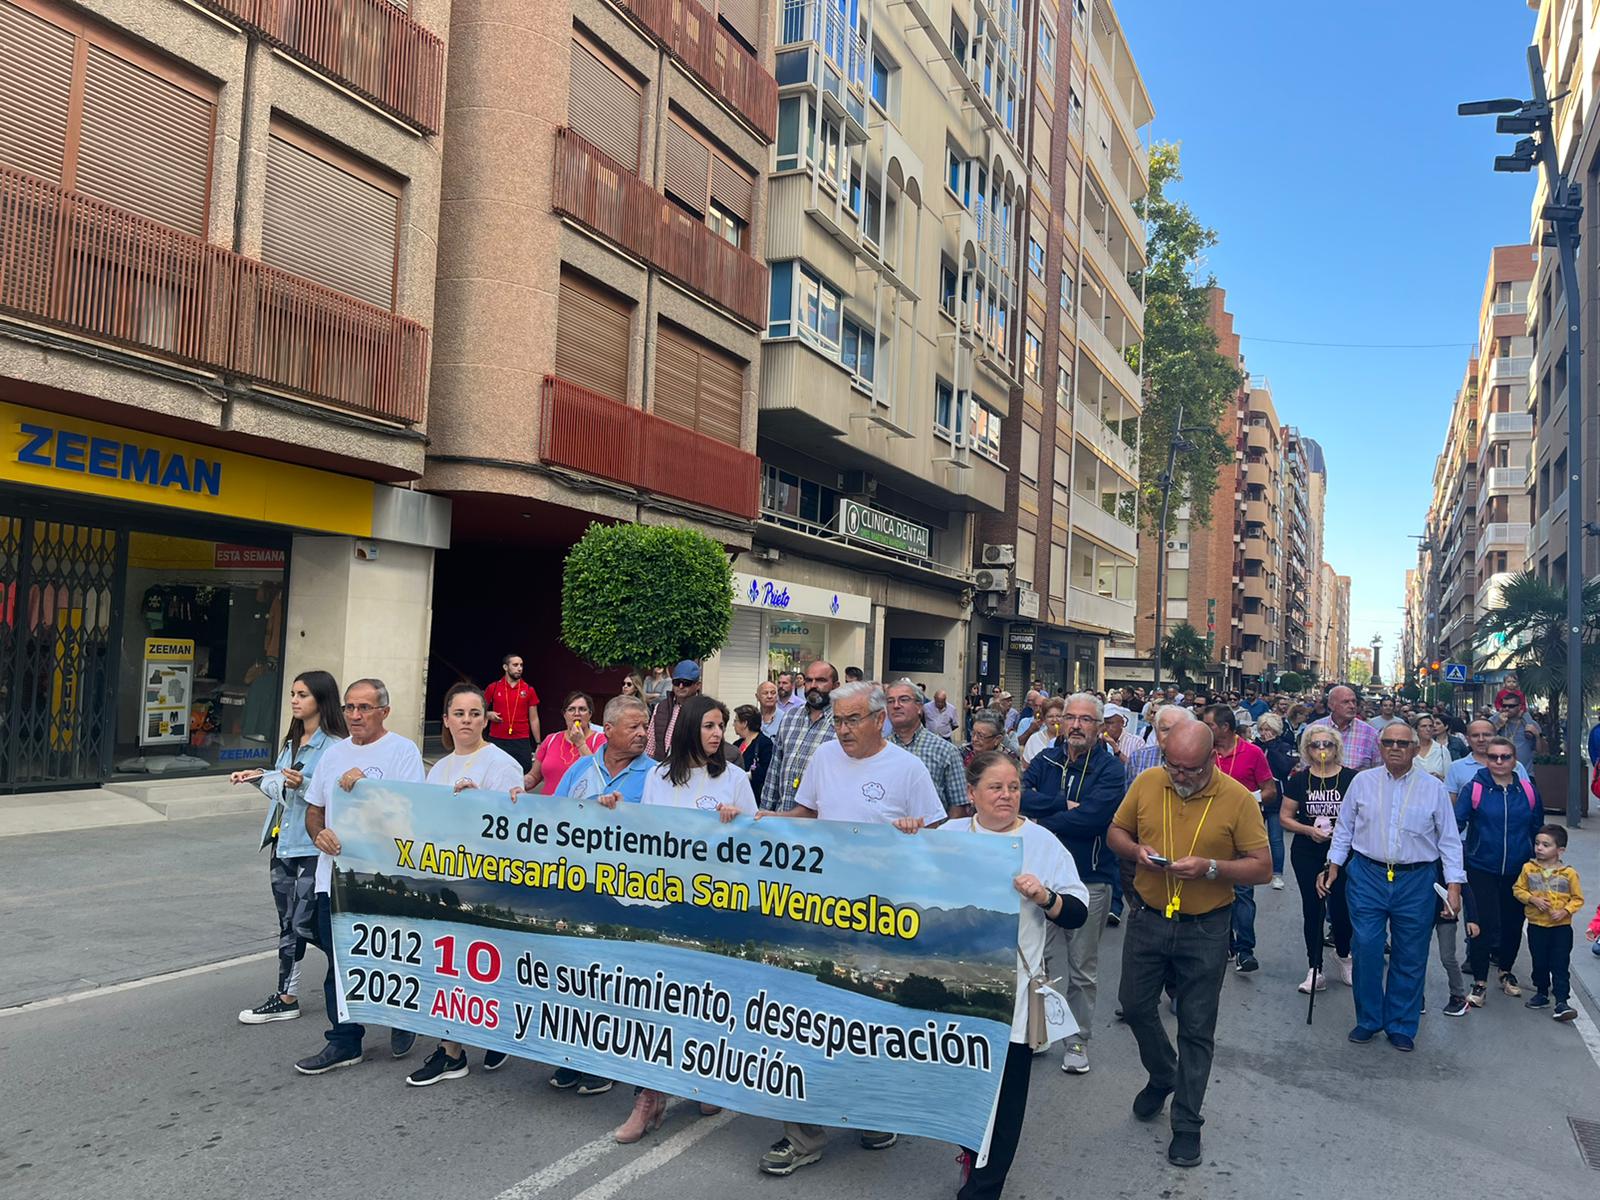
left=420, top=0, right=775, bottom=724
left=0, top=0, right=451, bottom=788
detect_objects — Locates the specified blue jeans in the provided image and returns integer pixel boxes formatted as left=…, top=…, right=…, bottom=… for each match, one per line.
left=1263, top=805, right=1285, bottom=874
left=313, top=893, right=365, bottom=1053
left=1346, top=855, right=1435, bottom=1039
left=1230, top=884, right=1257, bottom=958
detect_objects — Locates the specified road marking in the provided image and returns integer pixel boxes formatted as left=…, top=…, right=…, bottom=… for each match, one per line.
left=492, top=1104, right=736, bottom=1200
left=1569, top=977, right=1600, bottom=1072
left=0, top=949, right=274, bottom=1015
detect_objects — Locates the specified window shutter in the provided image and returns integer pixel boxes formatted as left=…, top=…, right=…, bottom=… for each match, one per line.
left=697, top=352, right=743, bottom=445
left=655, top=324, right=743, bottom=446
left=0, top=1, right=75, bottom=184
left=709, top=154, right=754, bottom=223
left=652, top=326, right=699, bottom=429
left=74, top=45, right=214, bottom=235
left=556, top=273, right=630, bottom=402
left=262, top=130, right=399, bottom=309
left=716, top=0, right=759, bottom=50
left=663, top=118, right=710, bottom=215
left=568, top=39, right=640, bottom=171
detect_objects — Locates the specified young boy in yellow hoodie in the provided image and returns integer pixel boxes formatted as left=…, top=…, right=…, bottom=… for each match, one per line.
left=1512, top=825, right=1584, bottom=1022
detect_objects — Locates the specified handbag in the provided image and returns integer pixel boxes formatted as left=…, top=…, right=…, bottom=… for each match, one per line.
left=1589, top=761, right=1600, bottom=801
left=1016, top=944, right=1075, bottom=1051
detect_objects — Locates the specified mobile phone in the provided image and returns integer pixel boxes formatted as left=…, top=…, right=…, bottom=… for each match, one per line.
left=1148, top=853, right=1171, bottom=868
left=292, top=760, right=306, bottom=772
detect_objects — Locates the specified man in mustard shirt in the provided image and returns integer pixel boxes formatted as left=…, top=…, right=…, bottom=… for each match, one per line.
left=1107, top=720, right=1271, bottom=1168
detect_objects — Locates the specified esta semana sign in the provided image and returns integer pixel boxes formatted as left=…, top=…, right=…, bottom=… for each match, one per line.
left=328, top=782, right=1019, bottom=1148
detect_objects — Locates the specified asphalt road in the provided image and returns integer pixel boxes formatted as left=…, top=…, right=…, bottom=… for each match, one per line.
left=3, top=813, right=1599, bottom=1200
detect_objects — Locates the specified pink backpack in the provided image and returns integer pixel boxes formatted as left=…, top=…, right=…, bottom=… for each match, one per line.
left=1467, top=777, right=1538, bottom=812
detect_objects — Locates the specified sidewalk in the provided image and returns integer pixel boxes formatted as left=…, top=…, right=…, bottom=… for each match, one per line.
left=0, top=775, right=260, bottom=839
left=1550, top=812, right=1600, bottom=1012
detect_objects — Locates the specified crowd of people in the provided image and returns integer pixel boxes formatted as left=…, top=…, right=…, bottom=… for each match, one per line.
left=230, top=660, right=1600, bottom=1191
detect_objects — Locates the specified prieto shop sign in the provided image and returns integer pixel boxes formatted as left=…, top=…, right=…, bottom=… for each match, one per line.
left=837, top=499, right=931, bottom=559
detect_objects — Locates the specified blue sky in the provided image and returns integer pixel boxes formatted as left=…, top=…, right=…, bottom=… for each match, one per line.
left=1116, top=1, right=1540, bottom=679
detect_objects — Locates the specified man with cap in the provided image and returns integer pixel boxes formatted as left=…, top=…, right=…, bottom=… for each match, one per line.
left=645, top=660, right=735, bottom=763
left=1491, top=688, right=1544, bottom=767
left=1104, top=705, right=1143, bottom=761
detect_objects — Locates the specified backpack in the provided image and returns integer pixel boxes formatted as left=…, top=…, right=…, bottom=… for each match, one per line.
left=1467, top=777, right=1538, bottom=813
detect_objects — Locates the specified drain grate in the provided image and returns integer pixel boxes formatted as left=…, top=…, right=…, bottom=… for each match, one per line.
left=1572, top=1117, right=1600, bottom=1170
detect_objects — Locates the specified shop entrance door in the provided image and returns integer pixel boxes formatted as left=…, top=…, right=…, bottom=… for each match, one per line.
left=0, top=515, right=123, bottom=788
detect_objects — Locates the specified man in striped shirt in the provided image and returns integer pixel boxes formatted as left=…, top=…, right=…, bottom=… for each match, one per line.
left=1310, top=685, right=1380, bottom=771
left=759, top=660, right=838, bottom=812
left=886, top=679, right=967, bottom=817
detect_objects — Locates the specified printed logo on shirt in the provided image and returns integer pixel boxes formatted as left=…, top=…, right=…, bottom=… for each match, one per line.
left=694, top=795, right=720, bottom=811
left=361, top=766, right=386, bottom=780
left=567, top=775, right=592, bottom=798
left=861, top=781, right=886, bottom=804
left=1303, top=785, right=1344, bottom=821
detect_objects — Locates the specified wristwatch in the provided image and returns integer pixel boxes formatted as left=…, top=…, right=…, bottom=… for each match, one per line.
left=1204, top=859, right=1219, bottom=881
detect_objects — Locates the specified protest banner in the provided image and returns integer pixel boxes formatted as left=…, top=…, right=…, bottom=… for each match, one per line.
left=329, top=782, right=1021, bottom=1149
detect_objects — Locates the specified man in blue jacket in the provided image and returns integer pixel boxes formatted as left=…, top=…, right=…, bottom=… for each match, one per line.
left=1021, top=692, right=1126, bottom=1076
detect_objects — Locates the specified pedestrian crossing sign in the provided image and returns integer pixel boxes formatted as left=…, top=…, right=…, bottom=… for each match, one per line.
left=1442, top=662, right=1468, bottom=684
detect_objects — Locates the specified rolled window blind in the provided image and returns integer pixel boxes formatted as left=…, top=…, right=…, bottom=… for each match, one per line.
left=0, top=1, right=75, bottom=184
left=569, top=39, right=641, bottom=171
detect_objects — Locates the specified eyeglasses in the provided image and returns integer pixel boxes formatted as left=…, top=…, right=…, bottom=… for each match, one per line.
left=831, top=712, right=872, bottom=730
left=1306, top=741, right=1337, bottom=751
left=1061, top=715, right=1098, bottom=725
left=1161, top=757, right=1209, bottom=778
left=342, top=703, right=384, bottom=714
left=1486, top=752, right=1514, bottom=762
left=672, top=679, right=697, bottom=687
left=1379, top=738, right=1414, bottom=748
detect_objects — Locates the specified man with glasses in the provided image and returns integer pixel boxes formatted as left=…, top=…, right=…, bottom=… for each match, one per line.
left=1310, top=685, right=1381, bottom=770
left=962, top=711, right=1019, bottom=770
left=296, top=678, right=425, bottom=1075
left=886, top=679, right=967, bottom=816
left=1322, top=723, right=1464, bottom=1052
left=1445, top=718, right=1529, bottom=800
left=1491, top=687, right=1544, bottom=766
left=1020, top=693, right=1127, bottom=1076
left=757, top=680, right=944, bottom=1176
left=645, top=660, right=733, bottom=762
left=1108, top=720, right=1271, bottom=1168
left=760, top=661, right=839, bottom=812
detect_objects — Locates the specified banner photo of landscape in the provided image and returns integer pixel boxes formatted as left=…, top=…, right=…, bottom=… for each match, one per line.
left=329, top=783, right=1022, bottom=1149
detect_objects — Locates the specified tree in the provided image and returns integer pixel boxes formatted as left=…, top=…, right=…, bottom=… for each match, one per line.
left=1277, top=670, right=1307, bottom=694
left=1348, top=658, right=1372, bottom=687
left=439, top=887, right=461, bottom=910
left=561, top=521, right=733, bottom=669
left=1161, top=622, right=1209, bottom=685
left=1474, top=571, right=1600, bottom=752
left=1135, top=143, right=1245, bottom=537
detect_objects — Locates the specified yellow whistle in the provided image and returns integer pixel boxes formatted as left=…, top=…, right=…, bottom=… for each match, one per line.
left=1387, top=867, right=1395, bottom=883
left=1165, top=897, right=1179, bottom=918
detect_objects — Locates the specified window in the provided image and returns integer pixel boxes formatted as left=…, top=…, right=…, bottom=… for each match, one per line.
left=664, top=112, right=756, bottom=245
left=1024, top=327, right=1042, bottom=383
left=863, top=183, right=882, bottom=244
left=768, top=261, right=794, bottom=337
left=841, top=318, right=876, bottom=385
left=1054, top=447, right=1070, bottom=507
left=1038, top=22, right=1055, bottom=78
left=947, top=145, right=966, bottom=201
left=654, top=321, right=745, bottom=446
left=1061, top=267, right=1076, bottom=313
left=950, top=16, right=968, bottom=66
left=940, top=259, right=959, bottom=316
left=1016, top=529, right=1036, bottom=585
left=969, top=398, right=1003, bottom=461
left=1167, top=569, right=1189, bottom=601
left=935, top=380, right=961, bottom=435
left=1069, top=88, right=1084, bottom=131
left=797, top=267, right=842, bottom=347
left=1020, top=423, right=1040, bottom=482
left=776, top=97, right=802, bottom=170
left=557, top=271, right=631, bottom=403
left=1028, top=236, right=1045, bottom=280
left=1057, top=363, right=1072, bottom=407
left=848, top=165, right=863, bottom=216
left=569, top=34, right=643, bottom=172
left=870, top=52, right=892, bottom=110
left=706, top=200, right=744, bottom=247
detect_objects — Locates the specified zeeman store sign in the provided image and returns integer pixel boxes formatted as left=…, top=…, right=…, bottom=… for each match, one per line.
left=1, top=401, right=374, bottom=536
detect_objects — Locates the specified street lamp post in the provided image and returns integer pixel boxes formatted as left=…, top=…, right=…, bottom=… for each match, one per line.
left=1461, top=45, right=1585, bottom=826
left=1150, top=406, right=1215, bottom=696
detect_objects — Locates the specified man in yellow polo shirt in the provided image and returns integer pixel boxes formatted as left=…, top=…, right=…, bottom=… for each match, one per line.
left=1107, top=720, right=1271, bottom=1169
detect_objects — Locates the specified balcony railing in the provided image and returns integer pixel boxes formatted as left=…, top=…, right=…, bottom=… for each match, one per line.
left=540, top=375, right=759, bottom=519
left=0, top=164, right=428, bottom=423
left=621, top=0, right=778, bottom=141
left=200, top=0, right=445, bottom=133
left=552, top=128, right=768, bottom=327
left=1481, top=465, right=1528, bottom=493
left=1481, top=521, right=1531, bottom=548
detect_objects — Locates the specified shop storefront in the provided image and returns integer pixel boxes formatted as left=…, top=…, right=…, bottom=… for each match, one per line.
left=708, top=572, right=871, bottom=705
left=0, top=399, right=441, bottom=790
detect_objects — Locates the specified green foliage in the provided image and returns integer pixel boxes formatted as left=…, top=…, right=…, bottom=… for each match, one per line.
left=1135, top=143, right=1244, bottom=537
left=1348, top=657, right=1372, bottom=686
left=1475, top=570, right=1600, bottom=751
left=1277, top=671, right=1307, bottom=694
left=561, top=522, right=733, bottom=669
left=1161, top=622, right=1210, bottom=685
left=1400, top=681, right=1421, bottom=702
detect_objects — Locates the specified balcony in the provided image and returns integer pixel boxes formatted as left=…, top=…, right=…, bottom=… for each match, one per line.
left=1242, top=459, right=1269, bottom=489
left=1480, top=521, right=1531, bottom=549
left=1480, top=465, right=1528, bottom=495
left=1069, top=496, right=1137, bottom=556
left=1067, top=587, right=1135, bottom=636
left=1242, top=574, right=1268, bottom=601
left=540, top=375, right=759, bottom=519
left=200, top=0, right=445, bottom=133
left=1244, top=422, right=1271, bottom=452
left=0, top=164, right=427, bottom=423
left=1073, top=399, right=1137, bottom=480
left=1484, top=355, right=1532, bottom=389
left=1244, top=497, right=1269, bottom=526
left=552, top=129, right=768, bottom=328
left=1479, top=410, right=1533, bottom=451
left=1075, top=311, right=1142, bottom=407
left=1083, top=228, right=1143, bottom=327
left=622, top=0, right=778, bottom=141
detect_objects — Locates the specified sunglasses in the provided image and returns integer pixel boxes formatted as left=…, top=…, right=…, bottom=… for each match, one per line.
left=672, top=679, right=697, bottom=687
left=1306, top=741, right=1337, bottom=750
left=1379, top=738, right=1414, bottom=748
left=1486, top=752, right=1514, bottom=762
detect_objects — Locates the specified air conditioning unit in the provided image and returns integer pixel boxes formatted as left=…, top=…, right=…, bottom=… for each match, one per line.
left=974, top=568, right=1011, bottom=593
left=982, top=543, right=1016, bottom=565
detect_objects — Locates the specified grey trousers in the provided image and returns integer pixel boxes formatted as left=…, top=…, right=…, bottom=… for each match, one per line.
left=1435, top=921, right=1465, bottom=997
left=1117, top=903, right=1231, bottom=1134
left=1045, top=881, right=1112, bottom=1042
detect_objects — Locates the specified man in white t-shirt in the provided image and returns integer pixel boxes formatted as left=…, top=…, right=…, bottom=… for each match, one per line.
left=295, top=677, right=425, bottom=1077
left=757, top=681, right=944, bottom=1177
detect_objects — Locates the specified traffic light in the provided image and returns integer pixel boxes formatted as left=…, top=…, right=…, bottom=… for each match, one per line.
left=1430, top=661, right=1441, bottom=672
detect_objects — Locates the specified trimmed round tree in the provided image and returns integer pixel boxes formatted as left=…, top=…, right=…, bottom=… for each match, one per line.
left=561, top=522, right=733, bottom=669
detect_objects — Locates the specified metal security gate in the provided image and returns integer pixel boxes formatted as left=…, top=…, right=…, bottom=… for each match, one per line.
left=0, top=513, right=124, bottom=788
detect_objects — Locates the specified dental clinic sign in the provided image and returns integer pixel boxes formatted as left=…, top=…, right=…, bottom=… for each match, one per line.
left=837, top=499, right=931, bottom=560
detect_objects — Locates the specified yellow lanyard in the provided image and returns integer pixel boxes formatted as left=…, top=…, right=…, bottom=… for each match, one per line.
left=1159, top=786, right=1216, bottom=917
left=1383, top=770, right=1420, bottom=882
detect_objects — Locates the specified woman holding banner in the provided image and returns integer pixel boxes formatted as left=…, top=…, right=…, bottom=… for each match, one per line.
left=935, top=750, right=1089, bottom=1200
left=597, top=693, right=755, bottom=1140
left=406, top=682, right=525, bottom=1087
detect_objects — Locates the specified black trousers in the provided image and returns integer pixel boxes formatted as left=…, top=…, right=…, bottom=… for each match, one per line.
left=490, top=736, right=533, bottom=772
left=1466, top=868, right=1525, bottom=982
left=309, top=893, right=365, bottom=1052
left=959, top=1041, right=1033, bottom=1200
left=1118, top=904, right=1231, bottom=1134
left=1290, top=840, right=1350, bottom=966
left=1526, top=923, right=1573, bottom=1001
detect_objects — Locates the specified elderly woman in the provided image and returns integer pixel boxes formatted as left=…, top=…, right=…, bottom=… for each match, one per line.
left=1279, top=723, right=1356, bottom=991
left=964, top=710, right=1020, bottom=770
left=524, top=691, right=607, bottom=795
left=1255, top=713, right=1295, bottom=888
left=1021, top=696, right=1065, bottom=764
left=935, top=750, right=1088, bottom=1200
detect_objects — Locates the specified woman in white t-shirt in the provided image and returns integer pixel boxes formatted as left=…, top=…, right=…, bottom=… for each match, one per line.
left=407, top=683, right=524, bottom=1088
left=598, top=694, right=753, bottom=1143
left=933, top=750, right=1088, bottom=1200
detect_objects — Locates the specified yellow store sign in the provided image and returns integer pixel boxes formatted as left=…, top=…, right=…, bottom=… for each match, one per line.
left=0, top=401, right=375, bottom=536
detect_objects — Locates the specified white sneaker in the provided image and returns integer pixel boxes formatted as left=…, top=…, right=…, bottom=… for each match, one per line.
left=1338, top=955, right=1353, bottom=986
left=1060, top=1042, right=1090, bottom=1074
left=1270, top=874, right=1285, bottom=890
left=1296, top=969, right=1326, bottom=994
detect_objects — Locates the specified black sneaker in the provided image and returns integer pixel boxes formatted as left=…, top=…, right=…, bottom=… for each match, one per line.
left=549, top=1067, right=581, bottom=1089
left=1347, top=1025, right=1378, bottom=1044
left=406, top=1046, right=469, bottom=1086
left=1107, top=910, right=1122, bottom=927
left=1167, top=1131, right=1202, bottom=1168
left=390, top=1029, right=417, bottom=1058
left=1467, top=982, right=1487, bottom=1008
left=1499, top=972, right=1522, bottom=997
left=1131, top=1082, right=1172, bottom=1121
left=1443, top=994, right=1469, bottom=1017
left=294, top=1043, right=362, bottom=1075
left=238, top=995, right=300, bottom=1024
left=759, top=1137, right=823, bottom=1176
left=1235, top=953, right=1260, bottom=974
left=1554, top=1002, right=1578, bottom=1022
left=1525, top=992, right=1551, bottom=1010
left=575, top=1074, right=614, bottom=1095
left=859, top=1131, right=897, bottom=1150
left=483, top=1050, right=509, bottom=1071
